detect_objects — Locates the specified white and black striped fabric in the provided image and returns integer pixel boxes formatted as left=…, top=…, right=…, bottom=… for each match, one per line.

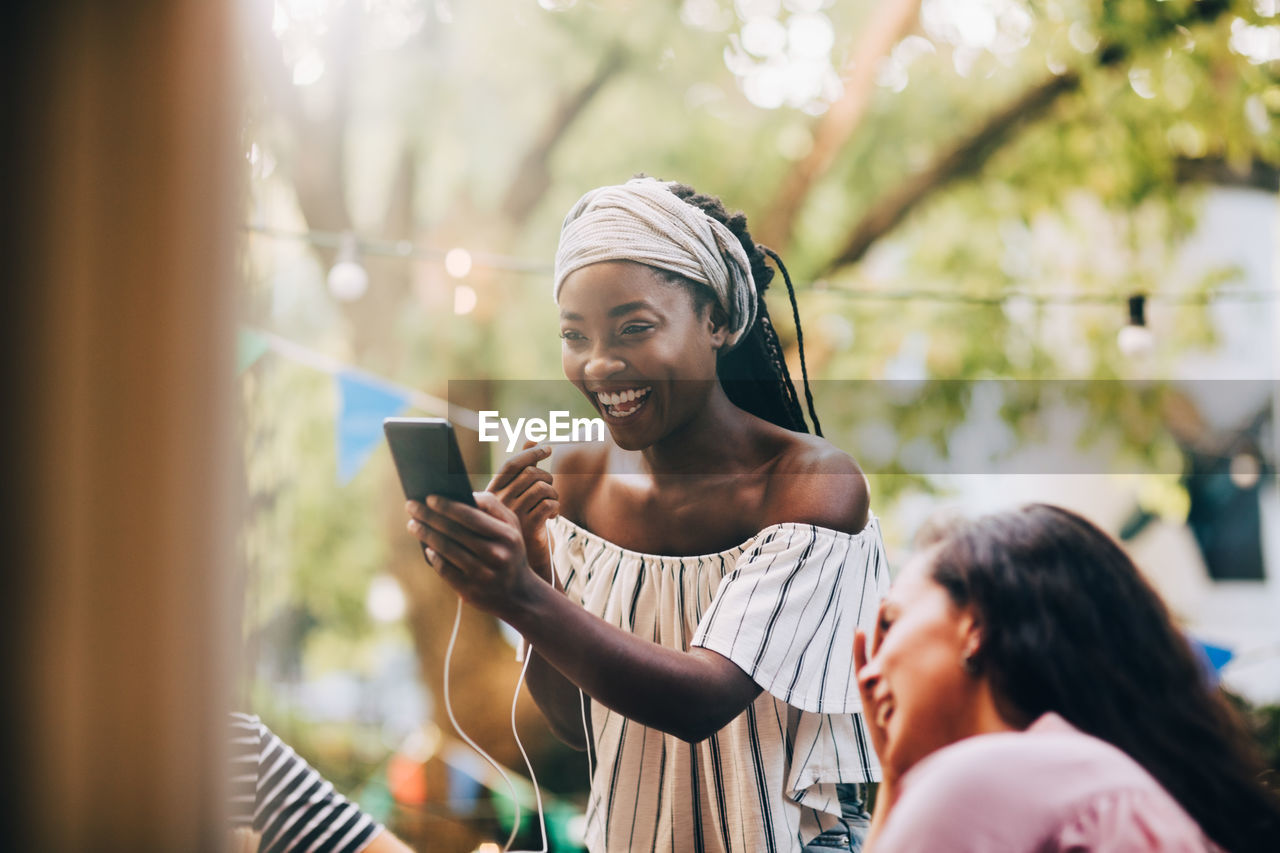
left=546, top=516, right=890, bottom=853
left=228, top=713, right=382, bottom=853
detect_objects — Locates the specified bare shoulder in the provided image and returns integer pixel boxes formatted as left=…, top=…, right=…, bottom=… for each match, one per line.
left=762, top=431, right=870, bottom=535
left=545, top=440, right=608, bottom=522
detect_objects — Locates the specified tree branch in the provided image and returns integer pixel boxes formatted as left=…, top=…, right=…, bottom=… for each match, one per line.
left=757, top=0, right=921, bottom=250
left=500, top=43, right=629, bottom=226
left=246, top=1, right=360, bottom=256
left=818, top=70, right=1079, bottom=276
left=1176, top=157, right=1280, bottom=192
left=817, top=0, right=1235, bottom=278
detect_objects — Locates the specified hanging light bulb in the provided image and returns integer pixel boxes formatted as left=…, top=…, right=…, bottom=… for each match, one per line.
left=444, top=247, right=473, bottom=279
left=1117, top=293, right=1154, bottom=358
left=327, top=231, right=369, bottom=301
left=453, top=284, right=478, bottom=315
left=1229, top=452, right=1261, bottom=490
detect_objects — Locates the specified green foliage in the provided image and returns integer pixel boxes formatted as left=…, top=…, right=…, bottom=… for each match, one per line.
left=1226, top=692, right=1280, bottom=784
left=240, top=0, right=1280, bottom=813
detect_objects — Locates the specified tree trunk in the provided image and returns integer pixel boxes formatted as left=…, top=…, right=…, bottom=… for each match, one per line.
left=757, top=0, right=921, bottom=251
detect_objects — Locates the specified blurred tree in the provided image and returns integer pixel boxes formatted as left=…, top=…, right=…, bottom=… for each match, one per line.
left=239, top=0, right=1280, bottom=847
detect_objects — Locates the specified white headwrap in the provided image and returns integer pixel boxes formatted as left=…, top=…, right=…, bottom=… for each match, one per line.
left=553, top=177, right=758, bottom=350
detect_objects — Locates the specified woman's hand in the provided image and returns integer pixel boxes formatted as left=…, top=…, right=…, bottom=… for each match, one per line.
left=405, top=491, right=543, bottom=619
left=856, top=602, right=896, bottom=846
left=486, top=441, right=559, bottom=582
left=854, top=601, right=890, bottom=768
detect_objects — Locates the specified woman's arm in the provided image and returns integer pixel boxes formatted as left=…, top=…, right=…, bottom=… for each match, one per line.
left=506, top=570, right=762, bottom=743
left=484, top=443, right=593, bottom=748
left=525, top=647, right=592, bottom=749
left=408, top=493, right=762, bottom=743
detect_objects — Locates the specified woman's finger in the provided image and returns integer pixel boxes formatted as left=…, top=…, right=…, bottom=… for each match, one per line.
left=494, top=466, right=554, bottom=513
left=486, top=444, right=553, bottom=492
left=426, top=548, right=470, bottom=590
left=510, top=480, right=559, bottom=517
left=416, top=504, right=493, bottom=550
left=853, top=628, right=868, bottom=673
left=408, top=518, right=490, bottom=577
left=423, top=495, right=512, bottom=540
left=870, top=601, right=887, bottom=656
left=472, top=491, right=523, bottom=530
left=533, top=499, right=561, bottom=524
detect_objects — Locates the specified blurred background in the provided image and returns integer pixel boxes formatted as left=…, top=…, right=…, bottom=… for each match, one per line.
left=235, top=0, right=1280, bottom=850
left=5, top=0, right=1279, bottom=851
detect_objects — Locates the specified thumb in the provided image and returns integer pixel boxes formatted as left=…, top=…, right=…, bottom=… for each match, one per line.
left=473, top=490, right=518, bottom=523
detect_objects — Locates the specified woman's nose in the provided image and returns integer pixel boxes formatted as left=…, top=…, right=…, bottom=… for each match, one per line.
left=583, top=349, right=627, bottom=381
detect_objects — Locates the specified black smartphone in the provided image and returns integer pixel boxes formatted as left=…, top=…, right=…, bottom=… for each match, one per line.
left=383, top=417, right=478, bottom=507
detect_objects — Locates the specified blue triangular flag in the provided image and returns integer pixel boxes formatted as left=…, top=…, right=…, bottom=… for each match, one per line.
left=337, top=371, right=409, bottom=484
left=1189, top=635, right=1234, bottom=685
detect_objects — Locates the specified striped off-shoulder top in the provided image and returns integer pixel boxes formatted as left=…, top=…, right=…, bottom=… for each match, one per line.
left=545, top=514, right=891, bottom=853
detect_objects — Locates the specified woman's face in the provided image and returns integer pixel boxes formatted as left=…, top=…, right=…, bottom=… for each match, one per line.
left=558, top=260, right=726, bottom=451
left=859, top=548, right=983, bottom=778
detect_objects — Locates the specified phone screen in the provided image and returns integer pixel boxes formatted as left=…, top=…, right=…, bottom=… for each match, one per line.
left=383, top=418, right=477, bottom=507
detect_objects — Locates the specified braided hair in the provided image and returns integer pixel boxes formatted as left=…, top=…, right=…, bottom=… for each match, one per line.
left=658, top=181, right=823, bottom=436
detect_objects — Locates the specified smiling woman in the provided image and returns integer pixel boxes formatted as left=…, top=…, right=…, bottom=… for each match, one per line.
left=404, top=176, right=887, bottom=853
left=853, top=504, right=1280, bottom=853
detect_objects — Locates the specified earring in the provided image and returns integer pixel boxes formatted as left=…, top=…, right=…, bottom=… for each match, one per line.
left=962, top=651, right=980, bottom=676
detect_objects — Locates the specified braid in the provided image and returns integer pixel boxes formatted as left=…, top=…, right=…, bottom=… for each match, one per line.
left=761, top=246, right=823, bottom=437
left=660, top=181, right=820, bottom=436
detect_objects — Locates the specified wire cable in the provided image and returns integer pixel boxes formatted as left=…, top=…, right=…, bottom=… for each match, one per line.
left=442, top=597, right=548, bottom=853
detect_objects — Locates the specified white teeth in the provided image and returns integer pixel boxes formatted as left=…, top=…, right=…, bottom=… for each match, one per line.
left=596, top=386, right=651, bottom=413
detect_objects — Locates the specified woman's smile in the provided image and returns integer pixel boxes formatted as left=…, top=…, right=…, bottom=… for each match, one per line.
left=558, top=260, right=727, bottom=451
left=593, top=385, right=653, bottom=419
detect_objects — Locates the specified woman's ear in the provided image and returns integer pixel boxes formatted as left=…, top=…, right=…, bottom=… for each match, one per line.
left=706, top=304, right=730, bottom=350
left=958, top=611, right=983, bottom=671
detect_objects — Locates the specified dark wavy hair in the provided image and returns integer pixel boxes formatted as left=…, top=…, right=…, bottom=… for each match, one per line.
left=638, top=177, right=822, bottom=436
left=929, top=503, right=1280, bottom=853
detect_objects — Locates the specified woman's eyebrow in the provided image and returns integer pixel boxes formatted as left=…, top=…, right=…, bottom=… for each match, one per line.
left=607, top=301, right=654, bottom=318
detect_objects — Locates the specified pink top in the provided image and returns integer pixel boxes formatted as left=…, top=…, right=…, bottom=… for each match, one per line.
left=873, top=713, right=1221, bottom=853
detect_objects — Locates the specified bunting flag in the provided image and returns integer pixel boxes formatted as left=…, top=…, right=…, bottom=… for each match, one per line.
left=337, top=371, right=410, bottom=484
left=238, top=327, right=474, bottom=484
left=1190, top=635, right=1234, bottom=684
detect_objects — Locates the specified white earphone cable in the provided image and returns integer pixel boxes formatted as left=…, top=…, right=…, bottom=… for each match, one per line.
left=442, top=597, right=547, bottom=853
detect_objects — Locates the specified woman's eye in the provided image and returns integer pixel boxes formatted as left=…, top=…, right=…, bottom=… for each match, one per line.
left=560, top=330, right=585, bottom=342
left=621, top=323, right=653, bottom=335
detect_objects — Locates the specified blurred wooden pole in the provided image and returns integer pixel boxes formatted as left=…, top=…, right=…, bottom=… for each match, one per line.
left=1, top=1, right=239, bottom=850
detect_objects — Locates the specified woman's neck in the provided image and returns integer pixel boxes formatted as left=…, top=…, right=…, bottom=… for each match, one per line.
left=638, top=383, right=755, bottom=476
left=970, top=682, right=1021, bottom=738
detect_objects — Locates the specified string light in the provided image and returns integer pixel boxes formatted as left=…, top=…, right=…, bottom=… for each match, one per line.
left=821, top=285, right=1280, bottom=306
left=1117, top=292, right=1154, bottom=358
left=444, top=247, right=473, bottom=278
left=1229, top=452, right=1262, bottom=489
left=248, top=224, right=1280, bottom=306
left=327, top=231, right=369, bottom=301
left=453, top=284, right=478, bottom=315
left=245, top=223, right=553, bottom=275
